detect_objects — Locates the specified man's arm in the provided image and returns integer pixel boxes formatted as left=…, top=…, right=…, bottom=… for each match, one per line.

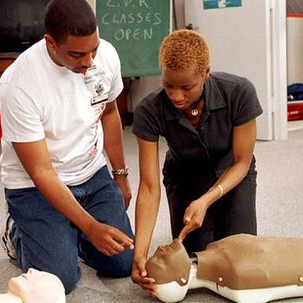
left=101, top=100, right=132, bottom=209
left=12, top=139, right=134, bottom=256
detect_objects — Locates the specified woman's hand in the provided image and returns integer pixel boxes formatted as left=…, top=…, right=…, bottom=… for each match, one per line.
left=131, top=256, right=157, bottom=298
left=178, top=199, right=208, bottom=241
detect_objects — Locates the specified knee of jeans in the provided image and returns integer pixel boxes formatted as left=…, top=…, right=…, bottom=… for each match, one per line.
left=100, top=250, right=133, bottom=278
left=112, top=259, right=132, bottom=278
left=55, top=266, right=81, bottom=294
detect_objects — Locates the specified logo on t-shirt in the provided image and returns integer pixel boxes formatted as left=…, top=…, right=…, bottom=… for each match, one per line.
left=91, top=79, right=108, bottom=106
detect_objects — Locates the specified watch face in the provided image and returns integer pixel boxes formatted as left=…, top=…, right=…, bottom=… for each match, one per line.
left=122, top=167, right=129, bottom=176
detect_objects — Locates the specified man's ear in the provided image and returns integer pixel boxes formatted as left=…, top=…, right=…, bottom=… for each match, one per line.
left=44, top=34, right=56, bottom=51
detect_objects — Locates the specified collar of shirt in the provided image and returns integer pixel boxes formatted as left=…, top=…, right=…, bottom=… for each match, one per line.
left=162, top=74, right=227, bottom=122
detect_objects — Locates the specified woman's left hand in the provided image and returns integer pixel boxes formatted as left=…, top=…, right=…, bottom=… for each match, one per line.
left=178, top=199, right=208, bottom=241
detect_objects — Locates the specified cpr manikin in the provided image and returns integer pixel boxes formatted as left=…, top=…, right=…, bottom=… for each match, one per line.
left=146, top=234, right=303, bottom=303
left=0, top=268, right=65, bottom=303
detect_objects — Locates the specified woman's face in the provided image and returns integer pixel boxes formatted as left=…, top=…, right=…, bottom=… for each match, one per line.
left=161, top=68, right=210, bottom=111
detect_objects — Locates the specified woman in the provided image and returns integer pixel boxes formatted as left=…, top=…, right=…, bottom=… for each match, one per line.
left=131, top=29, right=263, bottom=296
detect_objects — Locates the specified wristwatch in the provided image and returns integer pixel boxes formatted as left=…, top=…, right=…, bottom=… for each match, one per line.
left=112, top=166, right=129, bottom=177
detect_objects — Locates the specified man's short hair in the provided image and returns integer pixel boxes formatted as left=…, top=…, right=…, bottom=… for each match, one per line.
left=45, top=0, right=97, bottom=44
left=159, top=29, right=210, bottom=75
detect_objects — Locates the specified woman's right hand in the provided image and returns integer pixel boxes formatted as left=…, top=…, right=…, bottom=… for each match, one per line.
left=131, top=256, right=157, bottom=298
left=178, top=198, right=208, bottom=241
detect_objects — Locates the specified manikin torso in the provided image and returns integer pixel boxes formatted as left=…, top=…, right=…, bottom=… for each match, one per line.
left=146, top=234, right=303, bottom=303
left=0, top=268, right=66, bottom=303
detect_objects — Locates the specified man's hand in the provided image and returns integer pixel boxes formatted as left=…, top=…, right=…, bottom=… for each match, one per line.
left=131, top=256, right=157, bottom=298
left=86, top=220, right=134, bottom=256
left=178, top=199, right=207, bottom=241
left=114, top=176, right=132, bottom=209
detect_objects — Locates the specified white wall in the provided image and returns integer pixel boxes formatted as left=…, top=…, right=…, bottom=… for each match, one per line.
left=287, top=17, right=303, bottom=85
left=86, top=0, right=95, bottom=12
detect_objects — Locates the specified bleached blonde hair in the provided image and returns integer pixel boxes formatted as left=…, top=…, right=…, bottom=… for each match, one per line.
left=159, top=29, right=210, bottom=74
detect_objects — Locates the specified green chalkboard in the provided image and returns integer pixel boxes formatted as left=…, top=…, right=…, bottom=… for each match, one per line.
left=96, top=0, right=171, bottom=77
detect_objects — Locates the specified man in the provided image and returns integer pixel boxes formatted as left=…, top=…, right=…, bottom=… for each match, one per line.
left=0, top=0, right=134, bottom=294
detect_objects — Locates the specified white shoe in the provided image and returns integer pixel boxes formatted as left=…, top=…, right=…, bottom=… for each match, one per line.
left=1, top=212, right=17, bottom=260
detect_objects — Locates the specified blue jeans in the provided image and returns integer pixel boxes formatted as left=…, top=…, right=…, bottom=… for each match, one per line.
left=5, top=165, right=134, bottom=294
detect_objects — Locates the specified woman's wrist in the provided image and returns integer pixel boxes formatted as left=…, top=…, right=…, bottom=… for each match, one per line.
left=208, top=184, right=224, bottom=199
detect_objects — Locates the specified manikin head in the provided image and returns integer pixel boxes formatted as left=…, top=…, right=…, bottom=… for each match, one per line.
left=145, top=239, right=191, bottom=286
left=0, top=268, right=65, bottom=303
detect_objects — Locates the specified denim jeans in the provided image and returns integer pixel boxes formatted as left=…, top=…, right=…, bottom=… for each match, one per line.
left=5, top=165, right=134, bottom=294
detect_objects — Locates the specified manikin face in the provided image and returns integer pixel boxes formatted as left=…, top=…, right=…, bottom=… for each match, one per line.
left=7, top=268, right=65, bottom=303
left=161, top=68, right=210, bottom=111
left=45, top=30, right=100, bottom=74
left=146, top=239, right=192, bottom=286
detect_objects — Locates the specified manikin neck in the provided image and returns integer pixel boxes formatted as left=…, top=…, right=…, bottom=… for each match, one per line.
left=0, top=293, right=23, bottom=303
left=188, top=261, right=216, bottom=290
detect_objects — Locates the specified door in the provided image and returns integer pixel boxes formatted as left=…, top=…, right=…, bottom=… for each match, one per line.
left=184, top=0, right=287, bottom=140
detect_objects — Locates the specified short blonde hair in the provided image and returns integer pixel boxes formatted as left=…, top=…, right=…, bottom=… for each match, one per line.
left=159, top=29, right=210, bottom=74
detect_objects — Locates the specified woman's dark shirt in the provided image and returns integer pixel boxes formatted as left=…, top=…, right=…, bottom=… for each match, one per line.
left=132, top=72, right=263, bottom=178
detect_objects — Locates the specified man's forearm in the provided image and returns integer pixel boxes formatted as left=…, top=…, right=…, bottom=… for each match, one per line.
left=102, top=101, right=127, bottom=170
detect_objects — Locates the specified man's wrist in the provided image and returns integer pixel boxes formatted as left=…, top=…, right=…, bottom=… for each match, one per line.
left=112, top=166, right=129, bottom=177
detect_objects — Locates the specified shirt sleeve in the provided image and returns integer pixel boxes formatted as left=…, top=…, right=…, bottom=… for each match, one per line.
left=132, top=96, right=162, bottom=142
left=0, top=83, right=45, bottom=142
left=231, top=78, right=263, bottom=126
left=97, top=39, right=123, bottom=102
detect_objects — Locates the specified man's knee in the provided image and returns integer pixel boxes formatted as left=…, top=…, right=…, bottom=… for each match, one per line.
left=98, top=249, right=133, bottom=278
left=111, top=254, right=133, bottom=278
left=53, top=266, right=81, bottom=294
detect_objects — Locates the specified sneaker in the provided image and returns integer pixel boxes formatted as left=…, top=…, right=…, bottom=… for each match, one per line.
left=1, top=212, right=17, bottom=260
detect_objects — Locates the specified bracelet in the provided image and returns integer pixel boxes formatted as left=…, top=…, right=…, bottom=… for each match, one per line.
left=112, top=166, right=129, bottom=176
left=217, top=184, right=224, bottom=198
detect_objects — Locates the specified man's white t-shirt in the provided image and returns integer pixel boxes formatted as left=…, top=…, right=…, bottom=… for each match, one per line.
left=0, top=38, right=123, bottom=189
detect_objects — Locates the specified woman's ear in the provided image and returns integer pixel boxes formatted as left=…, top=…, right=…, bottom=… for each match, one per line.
left=205, top=65, right=211, bottom=79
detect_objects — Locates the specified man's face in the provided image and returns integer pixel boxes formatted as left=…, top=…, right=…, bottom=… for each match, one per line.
left=45, top=30, right=100, bottom=74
